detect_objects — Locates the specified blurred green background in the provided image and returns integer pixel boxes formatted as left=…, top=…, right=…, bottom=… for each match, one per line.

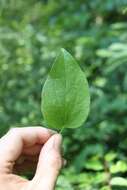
left=0, top=0, right=127, bottom=189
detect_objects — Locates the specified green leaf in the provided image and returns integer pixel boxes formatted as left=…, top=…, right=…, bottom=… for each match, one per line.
left=110, top=177, right=127, bottom=186
left=100, top=186, right=111, bottom=190
left=84, top=157, right=104, bottom=171
left=56, top=175, right=74, bottom=190
left=110, top=160, right=127, bottom=174
left=41, top=48, right=90, bottom=129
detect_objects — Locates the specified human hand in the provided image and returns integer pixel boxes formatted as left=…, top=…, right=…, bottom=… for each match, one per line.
left=0, top=127, right=63, bottom=190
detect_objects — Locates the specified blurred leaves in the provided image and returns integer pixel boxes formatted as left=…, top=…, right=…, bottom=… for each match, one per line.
left=110, top=177, right=127, bottom=186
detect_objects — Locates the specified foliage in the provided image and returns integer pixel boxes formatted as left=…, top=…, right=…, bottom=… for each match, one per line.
left=0, top=0, right=127, bottom=189
left=41, top=48, right=90, bottom=130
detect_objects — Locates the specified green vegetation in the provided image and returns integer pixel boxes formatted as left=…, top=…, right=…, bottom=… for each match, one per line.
left=41, top=48, right=90, bottom=130
left=0, top=0, right=127, bottom=189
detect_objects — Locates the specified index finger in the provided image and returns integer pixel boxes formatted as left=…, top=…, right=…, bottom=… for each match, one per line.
left=0, top=126, right=56, bottom=173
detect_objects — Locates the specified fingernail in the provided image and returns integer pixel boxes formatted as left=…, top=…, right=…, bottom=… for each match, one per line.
left=47, top=135, right=55, bottom=149
left=47, top=134, right=62, bottom=151
left=54, top=134, right=62, bottom=151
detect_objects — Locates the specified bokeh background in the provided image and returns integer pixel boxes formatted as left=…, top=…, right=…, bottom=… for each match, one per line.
left=0, top=0, right=127, bottom=189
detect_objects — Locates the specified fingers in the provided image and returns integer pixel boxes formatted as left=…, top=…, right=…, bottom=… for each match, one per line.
left=23, top=144, right=42, bottom=155
left=30, top=134, right=63, bottom=190
left=0, top=127, right=55, bottom=173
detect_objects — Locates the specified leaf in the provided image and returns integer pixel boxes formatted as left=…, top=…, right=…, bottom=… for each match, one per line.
left=110, top=160, right=127, bottom=174
left=84, top=157, right=104, bottom=171
left=100, top=186, right=111, bottom=190
left=56, top=176, right=74, bottom=190
left=41, top=48, right=90, bottom=129
left=110, top=177, right=127, bottom=186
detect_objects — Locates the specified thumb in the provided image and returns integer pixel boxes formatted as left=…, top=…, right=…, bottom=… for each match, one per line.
left=30, top=134, right=63, bottom=190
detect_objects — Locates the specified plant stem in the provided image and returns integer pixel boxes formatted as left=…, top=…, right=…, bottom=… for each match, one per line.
left=59, top=127, right=64, bottom=134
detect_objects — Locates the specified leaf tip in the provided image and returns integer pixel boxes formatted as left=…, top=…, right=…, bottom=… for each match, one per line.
left=60, top=48, right=71, bottom=60
left=60, top=48, right=69, bottom=54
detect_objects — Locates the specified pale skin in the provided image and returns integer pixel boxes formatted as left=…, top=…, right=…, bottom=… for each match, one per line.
left=0, top=127, right=63, bottom=190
